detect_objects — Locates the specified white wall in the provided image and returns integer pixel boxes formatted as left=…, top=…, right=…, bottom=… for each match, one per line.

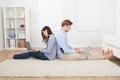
left=37, top=0, right=104, bottom=47
left=102, top=0, right=117, bottom=35
left=66, top=0, right=103, bottom=47
left=62, top=0, right=77, bottom=26
left=76, top=0, right=103, bottom=31
left=35, top=0, right=117, bottom=47
left=38, top=0, right=118, bottom=47
left=33, top=0, right=63, bottom=47
left=116, top=0, right=120, bottom=34
left=0, top=0, right=119, bottom=49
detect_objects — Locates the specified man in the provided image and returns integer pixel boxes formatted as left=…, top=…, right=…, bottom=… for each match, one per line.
left=55, top=19, right=113, bottom=60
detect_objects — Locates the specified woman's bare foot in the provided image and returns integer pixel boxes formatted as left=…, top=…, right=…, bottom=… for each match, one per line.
left=7, top=54, right=14, bottom=59
left=103, top=50, right=113, bottom=59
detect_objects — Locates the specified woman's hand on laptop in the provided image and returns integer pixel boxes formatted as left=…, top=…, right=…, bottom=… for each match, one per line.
left=75, top=48, right=81, bottom=53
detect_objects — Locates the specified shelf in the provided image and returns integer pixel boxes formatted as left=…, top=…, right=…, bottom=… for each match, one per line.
left=5, top=17, right=25, bottom=19
left=3, top=6, right=29, bottom=50
left=6, top=27, right=26, bottom=29
left=17, top=38, right=26, bottom=39
left=6, top=27, right=15, bottom=29
left=5, top=17, right=15, bottom=19
left=6, top=38, right=17, bottom=40
left=16, top=17, right=25, bottom=19
left=16, top=27, right=26, bottom=29
left=6, top=38, right=26, bottom=40
left=4, top=48, right=26, bottom=50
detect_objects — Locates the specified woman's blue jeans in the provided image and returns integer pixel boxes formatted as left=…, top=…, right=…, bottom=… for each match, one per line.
left=13, top=51, right=49, bottom=60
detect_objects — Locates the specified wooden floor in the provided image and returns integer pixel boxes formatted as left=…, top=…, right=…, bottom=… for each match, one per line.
left=0, top=48, right=120, bottom=80
left=0, top=77, right=120, bottom=80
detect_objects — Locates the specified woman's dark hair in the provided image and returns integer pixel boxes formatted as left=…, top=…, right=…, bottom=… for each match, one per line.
left=41, top=26, right=53, bottom=43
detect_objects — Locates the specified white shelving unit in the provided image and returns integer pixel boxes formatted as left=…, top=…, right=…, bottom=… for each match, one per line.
left=3, top=6, right=30, bottom=50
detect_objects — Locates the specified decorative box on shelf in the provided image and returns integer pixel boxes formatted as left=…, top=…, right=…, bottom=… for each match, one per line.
left=18, top=34, right=25, bottom=39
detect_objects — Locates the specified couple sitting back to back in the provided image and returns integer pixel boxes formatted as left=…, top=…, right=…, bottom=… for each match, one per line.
left=8, top=19, right=113, bottom=60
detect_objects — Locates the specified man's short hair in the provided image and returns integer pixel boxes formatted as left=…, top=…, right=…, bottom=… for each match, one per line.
left=61, top=19, right=73, bottom=27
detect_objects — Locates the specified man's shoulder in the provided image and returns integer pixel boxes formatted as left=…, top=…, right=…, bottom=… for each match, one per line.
left=54, top=30, right=62, bottom=36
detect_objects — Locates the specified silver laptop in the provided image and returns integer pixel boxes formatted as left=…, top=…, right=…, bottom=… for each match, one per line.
left=26, top=41, right=34, bottom=52
left=79, top=46, right=92, bottom=54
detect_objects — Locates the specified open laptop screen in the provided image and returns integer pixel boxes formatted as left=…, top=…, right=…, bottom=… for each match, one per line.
left=26, top=41, right=32, bottom=51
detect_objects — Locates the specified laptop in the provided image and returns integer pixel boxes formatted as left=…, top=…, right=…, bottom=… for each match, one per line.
left=60, top=46, right=92, bottom=54
left=79, top=46, right=92, bottom=54
left=26, top=41, right=36, bottom=52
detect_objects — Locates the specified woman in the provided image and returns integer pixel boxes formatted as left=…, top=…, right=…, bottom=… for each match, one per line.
left=7, top=26, right=56, bottom=60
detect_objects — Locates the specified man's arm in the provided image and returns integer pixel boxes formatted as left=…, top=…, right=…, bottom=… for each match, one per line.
left=56, top=34, right=74, bottom=53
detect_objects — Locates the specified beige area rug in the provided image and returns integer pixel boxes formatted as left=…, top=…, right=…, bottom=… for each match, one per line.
left=0, top=59, right=120, bottom=77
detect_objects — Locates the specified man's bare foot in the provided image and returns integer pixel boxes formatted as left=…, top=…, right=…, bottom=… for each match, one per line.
left=7, top=54, right=14, bottom=59
left=103, top=50, right=113, bottom=59
left=103, top=48, right=110, bottom=55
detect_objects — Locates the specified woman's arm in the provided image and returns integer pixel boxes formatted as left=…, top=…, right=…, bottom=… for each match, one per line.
left=40, top=35, right=56, bottom=54
left=32, top=48, right=40, bottom=51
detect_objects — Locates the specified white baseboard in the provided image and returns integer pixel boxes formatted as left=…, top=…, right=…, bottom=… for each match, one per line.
left=0, top=48, right=4, bottom=51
